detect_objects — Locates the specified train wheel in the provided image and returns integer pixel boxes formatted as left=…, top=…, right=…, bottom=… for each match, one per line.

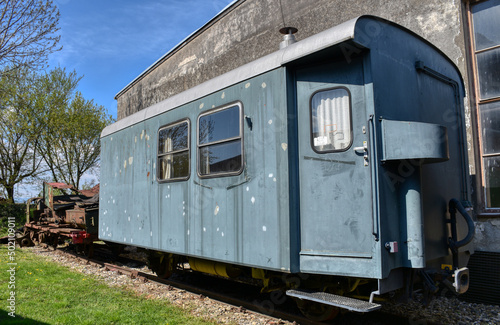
left=295, top=299, right=340, bottom=321
left=20, top=236, right=33, bottom=247
left=30, top=230, right=38, bottom=245
left=49, top=234, right=59, bottom=250
left=84, top=244, right=94, bottom=258
left=148, top=252, right=174, bottom=279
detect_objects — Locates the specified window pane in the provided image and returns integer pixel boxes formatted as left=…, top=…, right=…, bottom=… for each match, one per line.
left=311, top=88, right=352, bottom=152
left=472, top=0, right=500, bottom=51
left=199, top=105, right=240, bottom=145
left=159, top=151, right=189, bottom=180
left=480, top=101, right=500, bottom=154
left=199, top=140, right=242, bottom=176
left=485, top=156, right=500, bottom=208
left=159, top=122, right=188, bottom=154
left=476, top=47, right=500, bottom=100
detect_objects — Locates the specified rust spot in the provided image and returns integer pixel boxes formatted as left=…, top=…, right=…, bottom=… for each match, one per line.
left=147, top=172, right=150, bottom=177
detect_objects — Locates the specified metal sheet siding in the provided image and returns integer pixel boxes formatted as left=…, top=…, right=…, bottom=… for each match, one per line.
left=99, top=69, right=292, bottom=271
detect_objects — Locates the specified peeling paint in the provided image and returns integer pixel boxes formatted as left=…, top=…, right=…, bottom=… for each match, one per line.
left=214, top=205, right=220, bottom=215
left=199, top=103, right=204, bottom=109
left=251, top=197, right=256, bottom=204
left=245, top=82, right=251, bottom=88
left=178, top=54, right=197, bottom=67
left=221, top=92, right=225, bottom=99
left=123, top=160, right=127, bottom=169
left=129, top=157, right=133, bottom=165
left=262, top=225, right=267, bottom=232
left=281, top=143, right=288, bottom=151
left=268, top=119, right=273, bottom=125
left=141, top=130, right=144, bottom=140
left=261, top=82, right=267, bottom=88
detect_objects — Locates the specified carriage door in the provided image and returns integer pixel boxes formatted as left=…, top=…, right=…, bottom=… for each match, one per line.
left=295, top=59, right=374, bottom=271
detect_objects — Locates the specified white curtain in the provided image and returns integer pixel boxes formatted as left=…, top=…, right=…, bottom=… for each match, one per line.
left=161, top=137, right=173, bottom=179
left=312, top=89, right=350, bottom=151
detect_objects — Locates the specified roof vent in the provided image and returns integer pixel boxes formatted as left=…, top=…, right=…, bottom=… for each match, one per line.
left=279, top=27, right=298, bottom=49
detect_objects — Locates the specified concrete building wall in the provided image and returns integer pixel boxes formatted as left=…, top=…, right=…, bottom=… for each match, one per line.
left=114, top=0, right=500, bottom=253
left=116, top=0, right=468, bottom=119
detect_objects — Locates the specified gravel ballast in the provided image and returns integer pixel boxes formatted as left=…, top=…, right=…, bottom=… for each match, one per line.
left=29, top=247, right=500, bottom=324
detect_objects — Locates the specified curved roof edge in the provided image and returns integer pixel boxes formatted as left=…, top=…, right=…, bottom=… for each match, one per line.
left=102, top=16, right=360, bottom=138
left=102, top=15, right=463, bottom=138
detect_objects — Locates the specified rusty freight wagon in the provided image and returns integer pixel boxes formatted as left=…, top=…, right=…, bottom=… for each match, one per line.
left=99, top=16, right=474, bottom=319
left=21, top=182, right=99, bottom=255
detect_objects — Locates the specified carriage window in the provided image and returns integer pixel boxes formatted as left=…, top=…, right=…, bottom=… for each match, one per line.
left=311, top=88, right=352, bottom=152
left=158, top=120, right=190, bottom=181
left=198, top=103, right=243, bottom=177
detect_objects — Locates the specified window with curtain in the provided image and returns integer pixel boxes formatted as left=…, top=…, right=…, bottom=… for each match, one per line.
left=311, top=88, right=352, bottom=153
left=198, top=103, right=243, bottom=177
left=158, top=120, right=190, bottom=181
left=471, top=0, right=500, bottom=209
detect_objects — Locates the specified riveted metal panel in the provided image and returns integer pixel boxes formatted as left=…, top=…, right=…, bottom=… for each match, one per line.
left=100, top=68, right=293, bottom=272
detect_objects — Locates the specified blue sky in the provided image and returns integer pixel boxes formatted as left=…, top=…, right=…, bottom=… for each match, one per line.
left=48, top=0, right=235, bottom=119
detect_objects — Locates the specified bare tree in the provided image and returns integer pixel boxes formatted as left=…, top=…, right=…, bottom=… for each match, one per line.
left=0, top=0, right=61, bottom=71
left=0, top=67, right=44, bottom=202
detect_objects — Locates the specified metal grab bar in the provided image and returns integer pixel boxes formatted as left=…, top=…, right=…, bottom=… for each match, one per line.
left=448, top=198, right=475, bottom=268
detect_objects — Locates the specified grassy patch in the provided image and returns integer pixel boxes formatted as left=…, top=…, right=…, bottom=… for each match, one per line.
left=0, top=246, right=214, bottom=324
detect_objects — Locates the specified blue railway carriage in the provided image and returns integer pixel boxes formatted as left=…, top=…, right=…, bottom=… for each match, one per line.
left=100, top=16, right=474, bottom=319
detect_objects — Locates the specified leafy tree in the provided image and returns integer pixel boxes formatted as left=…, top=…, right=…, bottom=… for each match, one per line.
left=37, top=68, right=113, bottom=189
left=0, top=0, right=61, bottom=72
left=0, top=67, right=44, bottom=202
left=0, top=67, right=113, bottom=201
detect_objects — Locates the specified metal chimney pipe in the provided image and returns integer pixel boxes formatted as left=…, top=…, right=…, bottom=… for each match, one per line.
left=279, top=27, right=298, bottom=49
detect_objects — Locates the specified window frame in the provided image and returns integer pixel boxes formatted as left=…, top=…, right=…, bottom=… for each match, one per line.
left=157, top=118, right=191, bottom=183
left=309, top=86, right=353, bottom=154
left=467, top=0, right=500, bottom=213
left=197, top=102, right=244, bottom=178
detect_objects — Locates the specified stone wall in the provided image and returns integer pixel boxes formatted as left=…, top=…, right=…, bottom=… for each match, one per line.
left=116, top=0, right=468, bottom=119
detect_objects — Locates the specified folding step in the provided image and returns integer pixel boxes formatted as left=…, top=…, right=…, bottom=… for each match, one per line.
left=286, top=289, right=381, bottom=313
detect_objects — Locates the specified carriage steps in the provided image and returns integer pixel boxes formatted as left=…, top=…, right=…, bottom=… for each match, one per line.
left=286, top=289, right=382, bottom=313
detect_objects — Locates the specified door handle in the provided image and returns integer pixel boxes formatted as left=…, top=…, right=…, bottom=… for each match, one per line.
left=354, top=141, right=369, bottom=166
left=354, top=141, right=368, bottom=153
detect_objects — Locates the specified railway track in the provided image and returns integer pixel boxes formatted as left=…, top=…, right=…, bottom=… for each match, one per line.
left=46, top=244, right=427, bottom=325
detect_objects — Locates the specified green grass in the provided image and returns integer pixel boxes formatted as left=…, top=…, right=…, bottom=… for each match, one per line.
left=0, top=246, right=214, bottom=325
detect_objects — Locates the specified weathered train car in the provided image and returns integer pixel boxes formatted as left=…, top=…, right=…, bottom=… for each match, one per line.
left=22, top=182, right=99, bottom=255
left=100, top=16, right=474, bottom=318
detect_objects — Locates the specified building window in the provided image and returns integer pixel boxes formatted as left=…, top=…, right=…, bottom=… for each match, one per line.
left=471, top=0, right=500, bottom=209
left=310, top=88, right=352, bottom=153
left=158, top=120, right=190, bottom=181
left=197, top=103, right=243, bottom=177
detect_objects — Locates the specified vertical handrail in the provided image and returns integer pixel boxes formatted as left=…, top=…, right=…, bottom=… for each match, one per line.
left=448, top=198, right=475, bottom=268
